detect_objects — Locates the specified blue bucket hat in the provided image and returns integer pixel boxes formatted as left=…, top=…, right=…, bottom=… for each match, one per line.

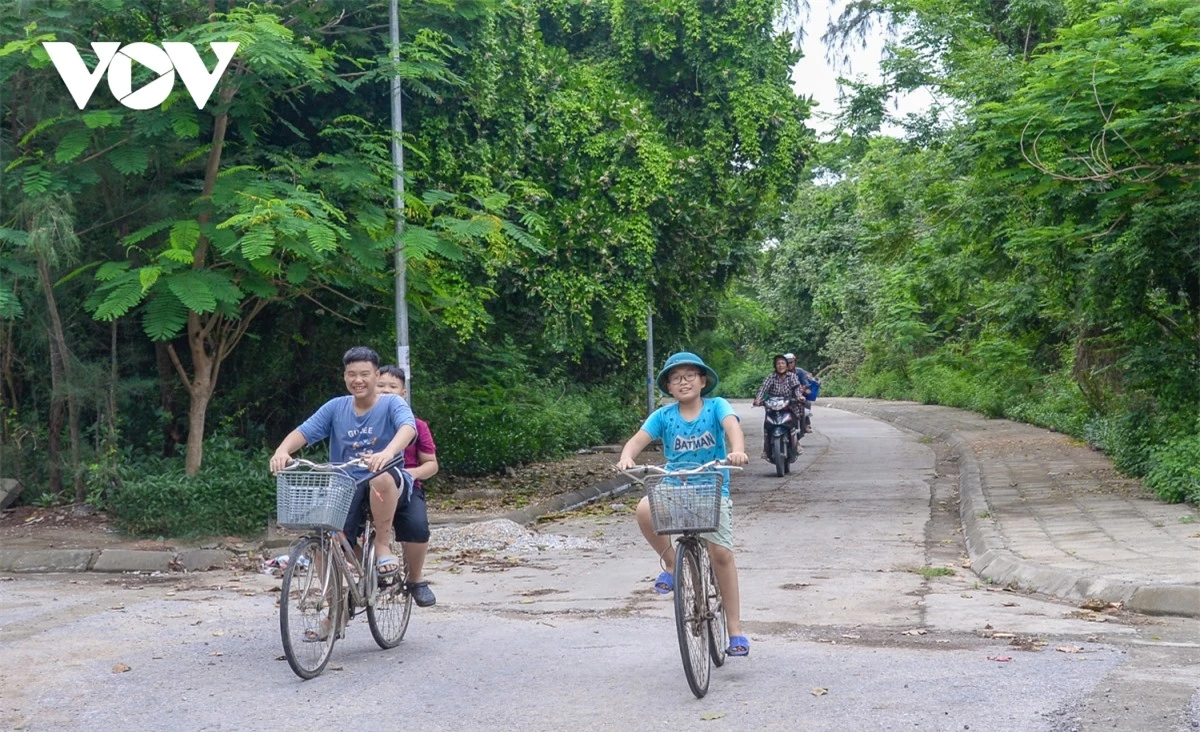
left=656, top=351, right=719, bottom=397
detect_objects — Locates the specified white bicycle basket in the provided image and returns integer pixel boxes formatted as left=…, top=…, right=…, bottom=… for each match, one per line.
left=644, top=469, right=725, bottom=535
left=276, top=469, right=358, bottom=530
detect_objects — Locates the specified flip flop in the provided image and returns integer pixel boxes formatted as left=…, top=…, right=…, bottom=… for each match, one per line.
left=727, top=635, right=750, bottom=657
left=377, top=554, right=400, bottom=576
left=653, top=570, right=674, bottom=594
left=303, top=618, right=332, bottom=643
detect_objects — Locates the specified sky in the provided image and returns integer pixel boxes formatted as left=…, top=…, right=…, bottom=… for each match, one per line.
left=790, top=0, right=935, bottom=136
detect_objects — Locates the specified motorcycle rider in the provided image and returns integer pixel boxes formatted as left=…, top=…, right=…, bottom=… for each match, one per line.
left=752, top=354, right=806, bottom=460
left=785, top=353, right=818, bottom=433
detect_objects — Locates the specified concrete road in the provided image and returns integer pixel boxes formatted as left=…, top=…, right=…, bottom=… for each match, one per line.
left=2, top=402, right=1197, bottom=731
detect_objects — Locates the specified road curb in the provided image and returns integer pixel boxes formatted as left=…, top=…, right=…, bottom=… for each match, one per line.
left=0, top=548, right=97, bottom=573
left=0, top=546, right=236, bottom=575
left=827, top=400, right=1200, bottom=620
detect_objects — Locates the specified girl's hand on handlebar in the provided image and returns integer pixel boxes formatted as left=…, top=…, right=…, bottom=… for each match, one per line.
left=616, top=456, right=637, bottom=470
left=726, top=451, right=749, bottom=466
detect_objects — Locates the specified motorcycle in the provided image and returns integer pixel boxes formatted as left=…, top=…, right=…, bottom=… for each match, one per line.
left=761, top=396, right=800, bottom=477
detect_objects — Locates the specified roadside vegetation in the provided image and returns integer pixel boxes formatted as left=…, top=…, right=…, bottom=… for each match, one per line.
left=708, top=0, right=1199, bottom=506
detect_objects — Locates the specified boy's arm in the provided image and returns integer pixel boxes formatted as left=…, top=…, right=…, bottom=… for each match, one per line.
left=366, top=396, right=419, bottom=472
left=721, top=414, right=748, bottom=466
left=366, top=423, right=417, bottom=473
left=617, top=429, right=654, bottom=470
left=407, top=422, right=439, bottom=481
left=407, top=451, right=438, bottom=482
left=269, top=430, right=309, bottom=473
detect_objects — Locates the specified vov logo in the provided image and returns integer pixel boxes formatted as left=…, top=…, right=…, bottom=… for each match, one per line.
left=42, top=42, right=240, bottom=110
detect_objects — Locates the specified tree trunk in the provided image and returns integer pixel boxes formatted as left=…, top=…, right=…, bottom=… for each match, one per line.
left=181, top=314, right=217, bottom=476
left=155, top=342, right=183, bottom=456
left=0, top=316, right=15, bottom=442
left=108, top=319, right=118, bottom=443
left=47, top=370, right=63, bottom=495
left=36, top=252, right=82, bottom=499
left=184, top=385, right=211, bottom=477
left=176, top=83, right=236, bottom=477
left=68, top=382, right=82, bottom=502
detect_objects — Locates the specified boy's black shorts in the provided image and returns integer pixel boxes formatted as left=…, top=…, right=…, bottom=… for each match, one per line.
left=342, top=466, right=431, bottom=545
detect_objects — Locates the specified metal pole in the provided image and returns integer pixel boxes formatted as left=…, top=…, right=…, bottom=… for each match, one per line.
left=389, top=0, right=410, bottom=397
left=646, top=305, right=655, bottom=415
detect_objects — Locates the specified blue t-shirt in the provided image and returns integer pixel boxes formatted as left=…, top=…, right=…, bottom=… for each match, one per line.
left=640, top=397, right=738, bottom=496
left=298, top=394, right=416, bottom=482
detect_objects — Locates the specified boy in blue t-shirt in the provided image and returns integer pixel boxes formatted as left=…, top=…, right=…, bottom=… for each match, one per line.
left=269, top=347, right=417, bottom=578
left=617, top=352, right=751, bottom=657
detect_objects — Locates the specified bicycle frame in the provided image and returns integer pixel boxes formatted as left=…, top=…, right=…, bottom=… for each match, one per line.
left=621, top=460, right=738, bottom=698
left=276, top=456, right=414, bottom=679
left=306, top=522, right=383, bottom=638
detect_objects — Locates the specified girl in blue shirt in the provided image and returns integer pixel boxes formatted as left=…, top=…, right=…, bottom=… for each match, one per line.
left=617, top=352, right=751, bottom=657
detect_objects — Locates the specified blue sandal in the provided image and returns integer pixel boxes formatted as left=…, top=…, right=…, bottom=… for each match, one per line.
left=727, top=635, right=750, bottom=656
left=377, top=555, right=400, bottom=576
left=653, top=571, right=674, bottom=594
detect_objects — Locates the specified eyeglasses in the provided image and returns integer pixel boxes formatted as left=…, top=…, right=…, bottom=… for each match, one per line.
left=667, top=371, right=701, bottom=385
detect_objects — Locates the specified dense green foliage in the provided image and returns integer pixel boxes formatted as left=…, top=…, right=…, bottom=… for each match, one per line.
left=0, top=0, right=808, bottom=534
left=107, top=435, right=272, bottom=537
left=731, top=0, right=1199, bottom=503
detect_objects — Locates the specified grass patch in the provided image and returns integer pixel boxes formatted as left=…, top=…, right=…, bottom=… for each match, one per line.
left=911, top=567, right=956, bottom=578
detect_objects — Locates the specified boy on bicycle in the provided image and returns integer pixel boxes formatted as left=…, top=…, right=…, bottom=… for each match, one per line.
left=376, top=365, right=438, bottom=607
left=269, top=347, right=416, bottom=580
left=616, top=352, right=752, bottom=656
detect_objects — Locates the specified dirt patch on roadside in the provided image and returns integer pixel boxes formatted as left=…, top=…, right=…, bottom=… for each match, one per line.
left=425, top=449, right=641, bottom=516
left=0, top=504, right=136, bottom=550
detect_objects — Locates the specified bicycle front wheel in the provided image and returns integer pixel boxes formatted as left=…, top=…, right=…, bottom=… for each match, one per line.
left=704, top=546, right=728, bottom=667
left=279, top=536, right=341, bottom=680
left=674, top=539, right=711, bottom=698
left=367, top=556, right=413, bottom=649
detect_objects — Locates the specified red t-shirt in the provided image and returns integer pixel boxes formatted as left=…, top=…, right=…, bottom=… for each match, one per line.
left=404, top=417, right=436, bottom=489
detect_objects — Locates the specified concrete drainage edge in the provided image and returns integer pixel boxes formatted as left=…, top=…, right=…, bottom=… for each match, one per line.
left=827, top=400, right=1200, bottom=620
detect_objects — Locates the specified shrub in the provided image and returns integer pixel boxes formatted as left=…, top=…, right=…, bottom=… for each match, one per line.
left=855, top=368, right=910, bottom=400
left=817, top=373, right=852, bottom=397
left=1005, top=371, right=1091, bottom=437
left=1144, top=433, right=1200, bottom=504
left=1083, top=410, right=1161, bottom=477
left=716, top=360, right=767, bottom=399
left=108, top=436, right=273, bottom=537
left=420, top=379, right=640, bottom=476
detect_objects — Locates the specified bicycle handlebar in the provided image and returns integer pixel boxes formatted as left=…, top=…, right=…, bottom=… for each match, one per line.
left=280, top=457, right=367, bottom=471
left=619, top=460, right=743, bottom=479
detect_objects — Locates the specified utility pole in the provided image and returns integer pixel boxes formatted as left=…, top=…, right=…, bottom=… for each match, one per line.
left=646, top=305, right=655, bottom=415
left=389, top=0, right=410, bottom=397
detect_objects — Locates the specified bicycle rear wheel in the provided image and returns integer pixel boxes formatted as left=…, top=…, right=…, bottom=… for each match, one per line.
left=703, top=547, right=728, bottom=667
left=368, top=556, right=413, bottom=649
left=279, top=536, right=341, bottom=680
left=674, top=539, right=711, bottom=698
